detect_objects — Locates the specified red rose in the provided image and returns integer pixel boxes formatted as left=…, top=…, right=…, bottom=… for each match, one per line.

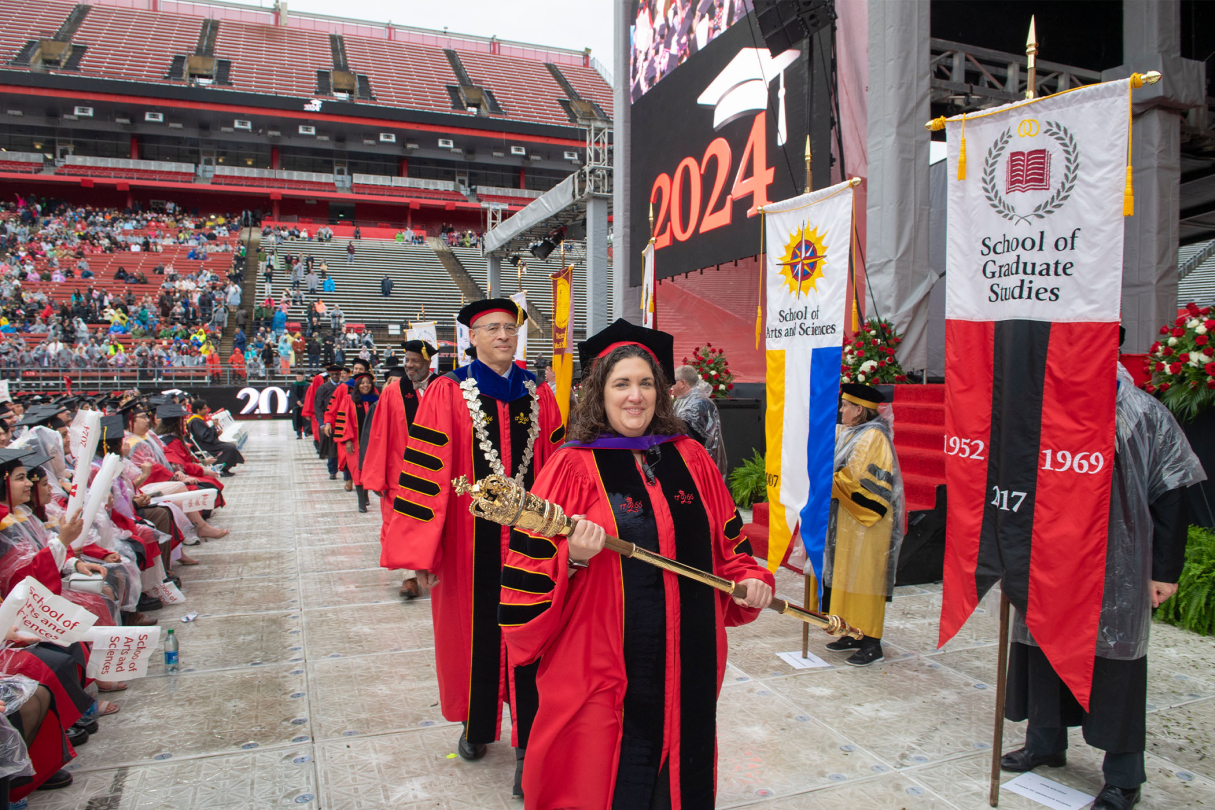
left=1177, top=316, right=1188, bottom=326
left=1160, top=326, right=1170, bottom=334
left=1204, top=308, right=1212, bottom=316
left=1160, top=382, right=1171, bottom=390
left=1146, top=384, right=1156, bottom=393
left=1171, top=363, right=1183, bottom=374
left=1207, top=319, right=1215, bottom=330
left=706, top=342, right=712, bottom=347
left=727, top=383, right=734, bottom=390
left=896, top=374, right=908, bottom=382
left=1156, top=362, right=1166, bottom=371
left=1199, top=335, right=1210, bottom=346
left=1209, top=380, right=1215, bottom=389
left=1206, top=362, right=1215, bottom=375
left=683, top=357, right=688, bottom=364
left=878, top=360, right=886, bottom=367
left=1188, top=302, right=1200, bottom=314
left=871, top=339, right=879, bottom=346
left=1150, top=342, right=1161, bottom=352
left=1173, top=327, right=1185, bottom=337
left=1180, top=353, right=1191, bottom=362
left=855, top=340, right=864, bottom=347
left=1162, top=347, right=1173, bottom=356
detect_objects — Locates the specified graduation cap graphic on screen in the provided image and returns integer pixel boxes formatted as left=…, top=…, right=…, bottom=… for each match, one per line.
left=696, top=48, right=800, bottom=145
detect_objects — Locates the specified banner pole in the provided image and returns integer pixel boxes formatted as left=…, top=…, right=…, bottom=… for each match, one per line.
left=801, top=574, right=811, bottom=657
left=989, top=592, right=1011, bottom=807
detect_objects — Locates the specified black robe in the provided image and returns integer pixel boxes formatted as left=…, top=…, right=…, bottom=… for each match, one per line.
left=187, top=416, right=244, bottom=470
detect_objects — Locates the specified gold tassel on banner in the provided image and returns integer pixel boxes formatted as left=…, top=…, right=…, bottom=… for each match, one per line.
left=755, top=208, right=765, bottom=349
left=957, top=114, right=967, bottom=181
left=1124, top=73, right=1145, bottom=217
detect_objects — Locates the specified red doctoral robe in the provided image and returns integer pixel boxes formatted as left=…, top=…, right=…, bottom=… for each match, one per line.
left=384, top=362, right=565, bottom=746
left=161, top=435, right=225, bottom=504
left=326, top=382, right=353, bottom=472
left=501, top=437, right=772, bottom=810
left=301, top=373, right=325, bottom=440
left=334, top=385, right=378, bottom=487
left=362, top=375, right=430, bottom=545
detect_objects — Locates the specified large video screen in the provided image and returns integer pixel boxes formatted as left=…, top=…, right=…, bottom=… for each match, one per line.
left=630, top=0, right=755, bottom=101
left=629, top=12, right=808, bottom=284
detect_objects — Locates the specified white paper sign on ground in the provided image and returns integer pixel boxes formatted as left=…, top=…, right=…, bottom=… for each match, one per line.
left=149, top=488, right=217, bottom=512
left=13, top=578, right=97, bottom=645
left=777, top=650, right=831, bottom=670
left=84, top=626, right=161, bottom=679
left=1003, top=772, right=1095, bottom=810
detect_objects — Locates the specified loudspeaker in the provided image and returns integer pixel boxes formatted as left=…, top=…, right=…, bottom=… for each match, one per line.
left=896, top=484, right=946, bottom=586
left=753, top=0, right=836, bottom=57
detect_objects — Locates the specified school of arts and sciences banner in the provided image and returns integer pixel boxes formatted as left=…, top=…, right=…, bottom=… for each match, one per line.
left=763, top=180, right=854, bottom=582
left=938, top=79, right=1135, bottom=710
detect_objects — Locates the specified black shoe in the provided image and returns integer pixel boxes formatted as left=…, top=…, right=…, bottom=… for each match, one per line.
left=358, top=504, right=368, bottom=513
left=513, top=747, right=525, bottom=798
left=329, top=473, right=337, bottom=480
left=74, top=718, right=99, bottom=735
left=165, top=575, right=182, bottom=589
left=825, top=636, right=862, bottom=653
left=1000, top=747, right=1067, bottom=772
left=220, top=471, right=236, bottom=477
left=457, top=729, right=486, bottom=761
left=845, top=645, right=885, bottom=667
left=65, top=726, right=88, bottom=747
left=1093, top=784, right=1141, bottom=810
left=37, top=768, right=74, bottom=790
left=138, top=594, right=164, bottom=612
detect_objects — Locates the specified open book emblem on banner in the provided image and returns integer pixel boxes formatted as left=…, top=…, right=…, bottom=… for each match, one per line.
left=983, top=120, right=1078, bottom=226
left=777, top=225, right=829, bottom=299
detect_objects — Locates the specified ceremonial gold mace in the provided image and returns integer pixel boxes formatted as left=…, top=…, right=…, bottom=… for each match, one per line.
left=453, top=474, right=863, bottom=639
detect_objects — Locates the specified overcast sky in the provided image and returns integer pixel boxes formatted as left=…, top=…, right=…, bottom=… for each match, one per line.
left=262, top=0, right=615, bottom=75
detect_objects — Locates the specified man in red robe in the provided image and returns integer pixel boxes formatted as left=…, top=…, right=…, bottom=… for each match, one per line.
left=383, top=299, right=565, bottom=794
left=301, top=370, right=327, bottom=454
left=362, top=347, right=437, bottom=598
left=324, top=358, right=370, bottom=491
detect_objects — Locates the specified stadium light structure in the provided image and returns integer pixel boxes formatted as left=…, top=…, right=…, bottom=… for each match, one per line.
left=529, top=239, right=556, bottom=261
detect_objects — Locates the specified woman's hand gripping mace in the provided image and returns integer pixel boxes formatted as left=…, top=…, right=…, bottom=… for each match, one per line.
left=452, top=474, right=863, bottom=639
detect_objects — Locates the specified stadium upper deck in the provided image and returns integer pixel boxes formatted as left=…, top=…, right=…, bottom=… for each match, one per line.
left=0, top=0, right=611, bottom=134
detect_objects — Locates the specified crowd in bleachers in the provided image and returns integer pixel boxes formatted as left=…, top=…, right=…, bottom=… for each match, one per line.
left=0, top=388, right=243, bottom=806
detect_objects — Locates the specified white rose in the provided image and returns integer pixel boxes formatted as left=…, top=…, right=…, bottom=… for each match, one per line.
left=858, top=373, right=866, bottom=382
left=718, top=384, right=726, bottom=391
left=1169, top=337, right=1179, bottom=346
left=1189, top=319, right=1201, bottom=329
left=1190, top=355, right=1204, bottom=367
left=1198, top=325, right=1209, bottom=335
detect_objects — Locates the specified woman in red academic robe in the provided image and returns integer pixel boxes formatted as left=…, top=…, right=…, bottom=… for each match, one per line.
left=500, top=321, right=774, bottom=809
left=301, top=371, right=326, bottom=450
left=152, top=404, right=225, bottom=504
left=335, top=373, right=378, bottom=513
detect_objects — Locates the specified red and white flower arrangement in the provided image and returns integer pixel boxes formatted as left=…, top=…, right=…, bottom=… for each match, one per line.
left=685, top=343, right=734, bottom=399
left=841, top=318, right=908, bottom=384
left=1145, top=301, right=1215, bottom=419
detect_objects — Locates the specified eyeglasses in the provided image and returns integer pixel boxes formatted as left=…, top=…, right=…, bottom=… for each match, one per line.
left=471, top=323, right=520, bottom=337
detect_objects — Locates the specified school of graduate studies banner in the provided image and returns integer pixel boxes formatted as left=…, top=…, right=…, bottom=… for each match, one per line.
left=763, top=181, right=853, bottom=578
left=629, top=14, right=810, bottom=284
left=939, top=79, right=1133, bottom=710
left=455, top=319, right=472, bottom=367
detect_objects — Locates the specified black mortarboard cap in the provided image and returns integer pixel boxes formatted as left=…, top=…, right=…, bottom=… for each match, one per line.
left=577, top=318, right=675, bottom=383
left=839, top=383, right=886, bottom=409
left=157, top=403, right=188, bottom=419
left=456, top=297, right=528, bottom=328
left=402, top=340, right=437, bottom=361
left=0, top=448, right=31, bottom=477
left=99, top=414, right=125, bottom=443
left=19, top=450, right=52, bottom=475
left=385, top=367, right=406, bottom=378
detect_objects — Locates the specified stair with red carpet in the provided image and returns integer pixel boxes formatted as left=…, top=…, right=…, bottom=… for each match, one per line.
left=740, top=384, right=947, bottom=568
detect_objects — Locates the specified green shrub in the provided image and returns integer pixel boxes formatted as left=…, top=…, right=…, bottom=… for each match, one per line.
left=1157, top=525, right=1215, bottom=636
left=729, top=449, right=767, bottom=508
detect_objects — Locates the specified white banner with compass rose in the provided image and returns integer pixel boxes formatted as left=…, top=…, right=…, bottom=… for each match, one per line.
left=945, top=78, right=1129, bottom=323
left=761, top=180, right=854, bottom=579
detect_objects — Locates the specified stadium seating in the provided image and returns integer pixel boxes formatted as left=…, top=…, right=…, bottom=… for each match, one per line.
left=350, top=174, right=467, bottom=203
left=0, top=152, right=45, bottom=174
left=58, top=156, right=196, bottom=183
left=258, top=238, right=466, bottom=334
left=340, top=37, right=460, bottom=114
left=0, top=0, right=76, bottom=61
left=71, top=4, right=201, bottom=84
left=456, top=49, right=574, bottom=127
left=213, top=21, right=334, bottom=99
left=212, top=167, right=335, bottom=193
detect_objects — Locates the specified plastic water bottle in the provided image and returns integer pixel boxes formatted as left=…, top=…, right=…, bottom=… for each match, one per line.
left=164, top=628, right=179, bottom=673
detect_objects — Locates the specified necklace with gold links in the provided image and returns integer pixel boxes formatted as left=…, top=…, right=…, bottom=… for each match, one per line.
left=459, top=377, right=540, bottom=486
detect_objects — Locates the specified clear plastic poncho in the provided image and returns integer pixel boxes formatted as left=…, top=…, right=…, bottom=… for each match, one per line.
left=0, top=676, right=37, bottom=781
left=674, top=380, right=727, bottom=475
left=10, top=426, right=68, bottom=482
left=823, top=408, right=906, bottom=599
left=1014, top=364, right=1206, bottom=660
